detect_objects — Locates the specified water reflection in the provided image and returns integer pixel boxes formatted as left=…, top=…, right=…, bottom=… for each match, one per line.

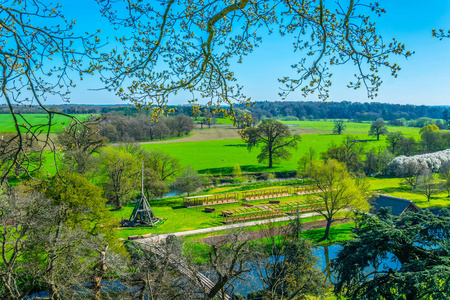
left=233, top=244, right=400, bottom=297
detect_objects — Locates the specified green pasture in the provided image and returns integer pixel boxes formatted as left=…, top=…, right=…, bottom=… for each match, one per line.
left=281, top=120, right=420, bottom=137
left=0, top=114, right=96, bottom=133
left=141, top=133, right=386, bottom=174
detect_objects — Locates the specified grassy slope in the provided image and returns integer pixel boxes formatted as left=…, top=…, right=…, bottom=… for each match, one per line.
left=0, top=114, right=96, bottom=133
left=116, top=191, right=319, bottom=239
left=141, top=134, right=384, bottom=173
left=140, top=121, right=419, bottom=173
left=281, top=120, right=420, bottom=137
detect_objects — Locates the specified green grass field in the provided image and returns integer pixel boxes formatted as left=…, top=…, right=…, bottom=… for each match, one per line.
left=0, top=113, right=96, bottom=133
left=141, top=133, right=387, bottom=173
left=281, top=120, right=420, bottom=137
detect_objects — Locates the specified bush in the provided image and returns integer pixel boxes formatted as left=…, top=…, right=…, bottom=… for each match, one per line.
left=388, top=149, right=450, bottom=176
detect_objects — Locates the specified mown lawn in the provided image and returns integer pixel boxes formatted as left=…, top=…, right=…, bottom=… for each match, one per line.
left=140, top=133, right=384, bottom=173
left=0, top=113, right=97, bottom=133
left=281, top=120, right=420, bottom=137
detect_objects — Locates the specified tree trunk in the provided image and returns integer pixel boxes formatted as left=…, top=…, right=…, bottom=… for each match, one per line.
left=268, top=149, right=273, bottom=168
left=114, top=194, right=121, bottom=210
left=321, top=218, right=332, bottom=241
left=206, top=277, right=228, bottom=300
left=50, top=283, right=61, bottom=300
left=92, top=245, right=108, bottom=300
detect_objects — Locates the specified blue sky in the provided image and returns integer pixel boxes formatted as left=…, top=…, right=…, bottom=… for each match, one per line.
left=20, top=1, right=450, bottom=106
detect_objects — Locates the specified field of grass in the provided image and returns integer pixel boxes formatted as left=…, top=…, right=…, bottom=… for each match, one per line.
left=141, top=133, right=386, bottom=173
left=0, top=113, right=96, bottom=133
left=281, top=120, right=420, bottom=137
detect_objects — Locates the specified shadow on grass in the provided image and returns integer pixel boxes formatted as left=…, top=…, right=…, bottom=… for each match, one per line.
left=171, top=205, right=185, bottom=210
left=149, top=198, right=183, bottom=207
left=301, top=224, right=355, bottom=245
left=377, top=185, right=414, bottom=194
left=199, top=164, right=281, bottom=175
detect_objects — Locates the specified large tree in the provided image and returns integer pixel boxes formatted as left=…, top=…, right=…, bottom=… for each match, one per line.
left=122, top=145, right=181, bottom=198
left=306, top=159, right=370, bottom=240
left=253, top=217, right=328, bottom=299
left=242, top=119, right=301, bottom=168
left=333, top=209, right=450, bottom=300
left=417, top=173, right=442, bottom=201
left=173, top=165, right=204, bottom=197
left=0, top=0, right=99, bottom=183
left=98, top=147, right=140, bottom=210
left=321, top=135, right=365, bottom=174
left=333, top=120, right=346, bottom=135
left=1, top=1, right=411, bottom=182
left=369, top=118, right=388, bottom=141
left=386, top=131, right=404, bottom=155
left=0, top=182, right=117, bottom=300
left=56, top=122, right=107, bottom=175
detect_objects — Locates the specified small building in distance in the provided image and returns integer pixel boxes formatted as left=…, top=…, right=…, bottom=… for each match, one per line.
left=371, top=194, right=420, bottom=216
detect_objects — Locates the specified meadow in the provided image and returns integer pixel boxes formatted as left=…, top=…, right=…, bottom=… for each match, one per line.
left=281, top=120, right=420, bottom=137
left=140, top=133, right=408, bottom=174
left=5, top=116, right=421, bottom=178
left=139, top=119, right=420, bottom=174
left=0, top=113, right=96, bottom=133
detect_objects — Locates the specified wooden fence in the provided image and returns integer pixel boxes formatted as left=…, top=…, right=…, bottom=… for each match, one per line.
left=293, top=185, right=321, bottom=195
left=222, top=206, right=285, bottom=224
left=183, top=193, right=238, bottom=207
left=222, top=200, right=326, bottom=224
left=242, top=187, right=291, bottom=201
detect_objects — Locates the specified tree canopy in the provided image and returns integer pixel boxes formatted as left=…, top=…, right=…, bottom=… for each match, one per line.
left=333, top=209, right=450, bottom=300
left=0, top=1, right=412, bottom=182
left=369, top=118, right=388, bottom=141
left=333, top=120, right=346, bottom=135
left=242, top=119, right=300, bottom=168
left=306, top=159, right=370, bottom=240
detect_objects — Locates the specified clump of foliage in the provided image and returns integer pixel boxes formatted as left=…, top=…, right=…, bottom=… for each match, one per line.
left=388, top=149, right=450, bottom=175
left=333, top=208, right=450, bottom=300
left=242, top=119, right=301, bottom=168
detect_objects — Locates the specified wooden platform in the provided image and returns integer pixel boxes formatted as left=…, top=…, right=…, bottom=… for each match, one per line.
left=184, top=193, right=238, bottom=207
left=221, top=200, right=326, bottom=224
left=293, top=185, right=321, bottom=195
left=242, top=187, right=291, bottom=201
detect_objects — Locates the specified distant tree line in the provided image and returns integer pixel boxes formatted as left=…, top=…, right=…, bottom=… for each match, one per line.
left=234, top=101, right=450, bottom=126
left=99, top=113, right=194, bottom=142
left=2, top=102, right=449, bottom=129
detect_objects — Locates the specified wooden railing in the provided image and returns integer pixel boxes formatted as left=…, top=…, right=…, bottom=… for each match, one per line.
left=184, top=193, right=238, bottom=207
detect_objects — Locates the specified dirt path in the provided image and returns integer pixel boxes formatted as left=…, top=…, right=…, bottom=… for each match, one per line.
left=138, top=212, right=324, bottom=244
left=120, top=124, right=330, bottom=146
left=138, top=126, right=241, bottom=145
left=199, top=218, right=352, bottom=245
